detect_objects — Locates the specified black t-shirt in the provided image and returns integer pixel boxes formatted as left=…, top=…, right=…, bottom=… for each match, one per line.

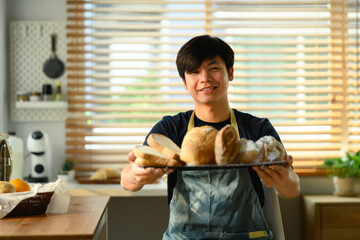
left=143, top=109, right=282, bottom=207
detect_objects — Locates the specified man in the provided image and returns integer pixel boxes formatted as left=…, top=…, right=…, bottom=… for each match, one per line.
left=121, top=35, right=300, bottom=239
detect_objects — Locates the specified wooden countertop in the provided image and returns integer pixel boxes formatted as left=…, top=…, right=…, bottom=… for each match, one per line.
left=303, top=194, right=360, bottom=203
left=67, top=181, right=167, bottom=197
left=0, top=196, right=110, bottom=240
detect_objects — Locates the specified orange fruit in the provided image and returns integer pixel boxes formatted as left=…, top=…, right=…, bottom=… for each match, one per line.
left=9, top=179, right=31, bottom=192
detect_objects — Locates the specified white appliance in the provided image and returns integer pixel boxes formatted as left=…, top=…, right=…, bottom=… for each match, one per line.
left=26, top=130, right=52, bottom=182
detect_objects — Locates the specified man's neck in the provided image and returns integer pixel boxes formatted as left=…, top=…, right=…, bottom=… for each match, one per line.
left=194, top=103, right=231, bottom=123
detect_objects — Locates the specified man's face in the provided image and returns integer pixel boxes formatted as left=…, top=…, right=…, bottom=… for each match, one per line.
left=182, top=56, right=234, bottom=106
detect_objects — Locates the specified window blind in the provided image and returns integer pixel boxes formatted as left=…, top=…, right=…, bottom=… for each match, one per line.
left=66, top=0, right=359, bottom=178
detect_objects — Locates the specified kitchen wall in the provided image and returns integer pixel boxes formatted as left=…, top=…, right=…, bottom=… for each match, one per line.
left=5, top=0, right=67, bottom=180
left=0, top=0, right=7, bottom=133
left=3, top=1, right=359, bottom=240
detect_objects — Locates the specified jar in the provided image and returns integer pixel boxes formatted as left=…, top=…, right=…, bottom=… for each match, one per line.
left=16, top=91, right=29, bottom=102
left=42, top=84, right=53, bottom=101
left=29, top=92, right=41, bottom=102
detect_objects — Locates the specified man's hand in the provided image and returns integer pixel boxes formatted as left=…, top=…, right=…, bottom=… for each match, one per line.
left=121, top=151, right=173, bottom=191
left=252, top=155, right=300, bottom=198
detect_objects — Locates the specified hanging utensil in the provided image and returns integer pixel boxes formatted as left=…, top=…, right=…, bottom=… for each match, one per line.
left=43, top=34, right=65, bottom=79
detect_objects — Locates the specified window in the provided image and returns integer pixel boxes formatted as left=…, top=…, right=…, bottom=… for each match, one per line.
left=66, top=0, right=360, bottom=178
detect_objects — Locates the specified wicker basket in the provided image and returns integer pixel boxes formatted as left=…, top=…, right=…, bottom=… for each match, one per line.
left=6, top=191, right=54, bottom=217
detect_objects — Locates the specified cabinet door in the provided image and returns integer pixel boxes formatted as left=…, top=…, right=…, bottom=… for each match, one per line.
left=321, top=204, right=360, bottom=240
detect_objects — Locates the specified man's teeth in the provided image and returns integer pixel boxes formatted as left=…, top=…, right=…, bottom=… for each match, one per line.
left=202, top=87, right=216, bottom=91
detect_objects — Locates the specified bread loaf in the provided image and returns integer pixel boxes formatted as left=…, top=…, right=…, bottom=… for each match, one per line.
left=147, top=133, right=181, bottom=160
left=236, top=138, right=263, bottom=163
left=256, top=136, right=285, bottom=162
left=90, top=168, right=121, bottom=181
left=0, top=181, right=16, bottom=194
left=133, top=145, right=184, bottom=167
left=214, top=124, right=240, bottom=165
left=180, top=126, right=218, bottom=165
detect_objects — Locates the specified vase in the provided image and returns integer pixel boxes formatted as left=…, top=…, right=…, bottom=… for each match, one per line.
left=333, top=176, right=356, bottom=196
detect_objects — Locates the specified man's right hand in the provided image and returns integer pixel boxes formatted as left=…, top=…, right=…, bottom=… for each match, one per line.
left=121, top=151, right=173, bottom=191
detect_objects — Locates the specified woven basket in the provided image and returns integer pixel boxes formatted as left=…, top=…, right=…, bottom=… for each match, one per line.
left=6, top=191, right=54, bottom=217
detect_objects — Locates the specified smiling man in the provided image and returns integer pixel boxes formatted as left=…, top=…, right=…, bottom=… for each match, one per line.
left=121, top=35, right=300, bottom=240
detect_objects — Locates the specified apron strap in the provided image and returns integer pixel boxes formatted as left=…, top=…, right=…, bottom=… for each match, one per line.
left=187, top=109, right=240, bottom=139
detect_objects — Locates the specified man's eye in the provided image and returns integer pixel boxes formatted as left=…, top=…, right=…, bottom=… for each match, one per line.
left=211, top=67, right=219, bottom=70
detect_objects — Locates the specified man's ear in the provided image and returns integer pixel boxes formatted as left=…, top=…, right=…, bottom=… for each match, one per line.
left=228, top=67, right=234, bottom=81
left=182, top=78, right=188, bottom=90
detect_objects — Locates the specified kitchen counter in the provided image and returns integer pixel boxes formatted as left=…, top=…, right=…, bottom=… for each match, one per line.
left=67, top=180, right=169, bottom=239
left=67, top=180, right=167, bottom=197
left=0, top=196, right=110, bottom=240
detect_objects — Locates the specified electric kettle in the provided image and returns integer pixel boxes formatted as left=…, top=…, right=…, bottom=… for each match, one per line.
left=0, top=133, right=12, bottom=181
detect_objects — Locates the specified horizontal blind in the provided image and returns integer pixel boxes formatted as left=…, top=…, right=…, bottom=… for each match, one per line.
left=347, top=0, right=360, bottom=157
left=66, top=0, right=358, bottom=178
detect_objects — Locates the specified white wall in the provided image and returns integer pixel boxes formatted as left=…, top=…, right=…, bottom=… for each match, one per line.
left=0, top=0, right=7, bottom=133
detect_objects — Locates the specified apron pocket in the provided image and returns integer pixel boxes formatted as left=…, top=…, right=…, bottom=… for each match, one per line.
left=183, top=229, right=271, bottom=240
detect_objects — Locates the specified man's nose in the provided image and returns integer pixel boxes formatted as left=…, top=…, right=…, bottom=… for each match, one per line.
left=199, top=70, right=211, bottom=82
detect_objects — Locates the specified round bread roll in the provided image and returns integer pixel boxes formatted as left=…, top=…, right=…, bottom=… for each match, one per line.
left=214, top=124, right=240, bottom=165
left=256, top=135, right=285, bottom=162
left=180, top=125, right=218, bottom=165
left=0, top=181, right=16, bottom=194
left=236, top=138, right=263, bottom=163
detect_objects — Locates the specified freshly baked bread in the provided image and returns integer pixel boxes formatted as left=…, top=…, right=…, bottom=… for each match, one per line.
left=236, top=138, right=263, bottom=163
left=180, top=125, right=218, bottom=165
left=256, top=136, right=285, bottom=162
left=133, top=145, right=184, bottom=167
left=90, top=168, right=121, bottom=181
left=214, top=124, right=240, bottom=165
left=147, top=133, right=181, bottom=160
left=0, top=181, right=16, bottom=194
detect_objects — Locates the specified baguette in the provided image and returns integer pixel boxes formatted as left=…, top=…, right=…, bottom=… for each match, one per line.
left=147, top=133, right=181, bottom=160
left=133, top=145, right=184, bottom=167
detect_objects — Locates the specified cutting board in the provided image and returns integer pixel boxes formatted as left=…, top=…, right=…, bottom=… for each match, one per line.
left=76, top=177, right=121, bottom=184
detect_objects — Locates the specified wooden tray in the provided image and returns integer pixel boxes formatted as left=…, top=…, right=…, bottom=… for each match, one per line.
left=76, top=177, right=121, bottom=184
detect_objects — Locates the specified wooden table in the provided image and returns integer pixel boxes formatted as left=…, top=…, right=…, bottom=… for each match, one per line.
left=0, top=196, right=110, bottom=240
left=302, top=195, right=360, bottom=240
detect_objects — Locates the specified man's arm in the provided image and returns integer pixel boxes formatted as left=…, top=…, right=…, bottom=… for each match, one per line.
left=252, top=155, right=300, bottom=198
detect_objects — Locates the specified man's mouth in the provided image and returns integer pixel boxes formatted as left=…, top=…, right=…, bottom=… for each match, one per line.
left=200, top=86, right=217, bottom=91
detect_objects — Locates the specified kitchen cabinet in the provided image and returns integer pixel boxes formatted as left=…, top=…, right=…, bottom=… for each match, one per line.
left=68, top=181, right=170, bottom=240
left=0, top=196, right=109, bottom=240
left=302, top=195, right=360, bottom=240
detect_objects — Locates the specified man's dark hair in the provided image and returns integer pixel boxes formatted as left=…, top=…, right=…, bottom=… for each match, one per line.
left=176, top=35, right=234, bottom=80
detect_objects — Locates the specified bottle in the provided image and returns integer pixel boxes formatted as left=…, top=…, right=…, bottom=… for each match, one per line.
left=0, top=133, right=12, bottom=181
left=8, top=132, right=24, bottom=180
left=55, top=82, right=62, bottom=101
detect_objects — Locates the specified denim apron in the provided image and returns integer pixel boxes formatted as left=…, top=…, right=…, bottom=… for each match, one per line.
left=163, top=110, right=273, bottom=240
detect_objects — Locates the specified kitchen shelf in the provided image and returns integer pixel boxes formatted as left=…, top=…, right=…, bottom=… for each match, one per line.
left=15, top=101, right=68, bottom=109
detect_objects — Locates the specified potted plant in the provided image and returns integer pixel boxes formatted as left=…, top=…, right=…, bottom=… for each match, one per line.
left=322, top=150, right=360, bottom=196
left=57, top=161, right=75, bottom=182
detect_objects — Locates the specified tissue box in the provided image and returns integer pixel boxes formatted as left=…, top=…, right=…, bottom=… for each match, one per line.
left=5, top=191, right=54, bottom=217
